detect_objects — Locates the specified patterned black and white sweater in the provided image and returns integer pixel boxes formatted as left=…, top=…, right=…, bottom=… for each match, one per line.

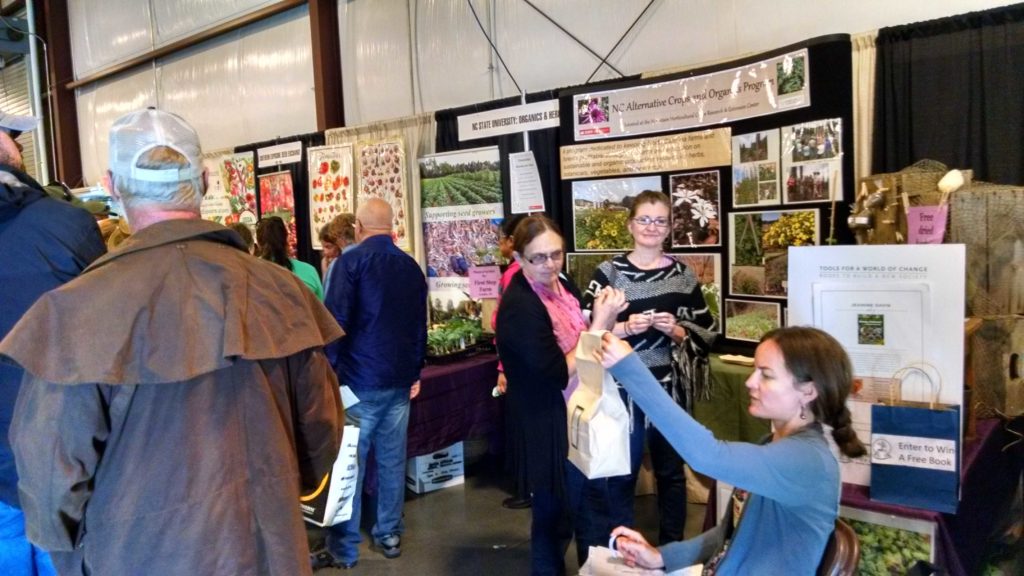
left=581, top=254, right=717, bottom=409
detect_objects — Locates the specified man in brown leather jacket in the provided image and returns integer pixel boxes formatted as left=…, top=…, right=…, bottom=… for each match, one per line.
left=0, top=108, right=344, bottom=575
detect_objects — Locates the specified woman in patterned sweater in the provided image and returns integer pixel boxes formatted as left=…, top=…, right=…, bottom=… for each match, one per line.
left=582, top=190, right=716, bottom=545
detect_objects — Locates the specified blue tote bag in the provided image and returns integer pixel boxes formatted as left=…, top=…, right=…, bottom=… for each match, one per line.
left=870, top=365, right=960, bottom=514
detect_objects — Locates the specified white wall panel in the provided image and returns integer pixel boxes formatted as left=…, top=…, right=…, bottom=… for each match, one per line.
left=338, top=0, right=415, bottom=125
left=413, top=0, right=493, bottom=114
left=76, top=68, right=158, bottom=184
left=153, top=0, right=277, bottom=46
left=159, top=7, right=315, bottom=153
left=728, top=0, right=1021, bottom=59
left=492, top=0, right=723, bottom=94
left=236, top=8, right=316, bottom=143
left=69, top=0, right=153, bottom=78
left=74, top=7, right=314, bottom=184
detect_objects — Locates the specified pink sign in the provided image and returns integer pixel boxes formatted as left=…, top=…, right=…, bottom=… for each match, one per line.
left=907, top=205, right=948, bottom=244
left=469, top=266, right=501, bottom=299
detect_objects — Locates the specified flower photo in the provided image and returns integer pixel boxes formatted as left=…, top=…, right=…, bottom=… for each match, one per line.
left=670, top=171, right=720, bottom=248
left=729, top=209, right=818, bottom=299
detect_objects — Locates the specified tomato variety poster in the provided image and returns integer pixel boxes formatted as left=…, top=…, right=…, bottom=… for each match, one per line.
left=357, top=139, right=410, bottom=252
left=307, top=144, right=354, bottom=250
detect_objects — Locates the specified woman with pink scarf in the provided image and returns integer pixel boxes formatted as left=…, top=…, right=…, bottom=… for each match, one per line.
left=496, top=215, right=625, bottom=576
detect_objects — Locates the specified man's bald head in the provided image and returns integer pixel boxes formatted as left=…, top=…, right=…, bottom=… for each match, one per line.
left=355, top=198, right=394, bottom=240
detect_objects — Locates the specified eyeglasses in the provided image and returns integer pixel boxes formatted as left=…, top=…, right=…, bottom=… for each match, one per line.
left=523, top=250, right=564, bottom=265
left=632, top=216, right=670, bottom=228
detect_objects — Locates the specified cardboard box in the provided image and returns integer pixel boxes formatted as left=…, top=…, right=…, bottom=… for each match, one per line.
left=405, top=442, right=465, bottom=494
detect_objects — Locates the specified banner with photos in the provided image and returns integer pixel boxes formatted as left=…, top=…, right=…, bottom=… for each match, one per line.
left=573, top=49, right=810, bottom=141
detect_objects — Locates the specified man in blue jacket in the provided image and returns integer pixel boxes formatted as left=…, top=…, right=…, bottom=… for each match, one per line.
left=321, top=198, right=427, bottom=569
left=0, top=110, right=105, bottom=575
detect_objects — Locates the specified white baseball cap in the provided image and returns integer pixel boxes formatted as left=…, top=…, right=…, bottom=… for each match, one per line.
left=108, top=107, right=202, bottom=183
left=0, top=110, right=40, bottom=137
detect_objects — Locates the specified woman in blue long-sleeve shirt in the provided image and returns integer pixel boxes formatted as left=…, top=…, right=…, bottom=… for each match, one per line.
left=595, top=327, right=866, bottom=575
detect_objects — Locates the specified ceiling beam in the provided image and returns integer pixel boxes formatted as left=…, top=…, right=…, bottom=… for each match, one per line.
left=308, top=0, right=344, bottom=130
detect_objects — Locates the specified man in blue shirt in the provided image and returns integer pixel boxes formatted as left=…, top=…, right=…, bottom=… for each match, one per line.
left=322, top=198, right=427, bottom=569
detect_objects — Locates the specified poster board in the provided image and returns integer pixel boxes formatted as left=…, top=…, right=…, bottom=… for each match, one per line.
left=788, top=244, right=965, bottom=486
left=307, top=144, right=354, bottom=250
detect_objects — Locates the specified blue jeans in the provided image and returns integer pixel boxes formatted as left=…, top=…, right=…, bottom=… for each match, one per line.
left=326, top=387, right=410, bottom=563
left=607, top=401, right=688, bottom=544
left=0, top=502, right=56, bottom=576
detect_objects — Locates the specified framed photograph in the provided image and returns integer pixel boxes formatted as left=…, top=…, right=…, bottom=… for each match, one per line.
left=732, top=130, right=781, bottom=207
left=670, top=253, right=722, bottom=332
left=424, top=219, right=502, bottom=278
left=419, top=147, right=502, bottom=209
left=781, top=118, right=842, bottom=204
left=729, top=209, right=819, bottom=299
left=724, top=299, right=781, bottom=342
left=565, top=252, right=621, bottom=295
left=669, top=170, right=721, bottom=248
left=572, top=175, right=661, bottom=251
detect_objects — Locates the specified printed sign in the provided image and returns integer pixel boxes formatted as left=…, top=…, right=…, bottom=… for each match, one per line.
left=257, top=141, right=303, bottom=168
left=870, top=433, right=956, bottom=472
left=458, top=100, right=560, bottom=141
left=573, top=49, right=810, bottom=141
left=561, top=128, right=731, bottom=180
left=468, top=266, right=501, bottom=299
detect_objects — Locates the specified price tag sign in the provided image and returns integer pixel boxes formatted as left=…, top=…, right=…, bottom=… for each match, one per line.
left=469, top=266, right=501, bottom=299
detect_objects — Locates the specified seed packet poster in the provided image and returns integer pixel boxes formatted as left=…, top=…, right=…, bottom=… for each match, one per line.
left=200, top=155, right=232, bottom=225
left=357, top=139, right=410, bottom=252
left=258, top=170, right=297, bottom=257
left=216, top=152, right=257, bottom=229
left=308, top=144, right=354, bottom=250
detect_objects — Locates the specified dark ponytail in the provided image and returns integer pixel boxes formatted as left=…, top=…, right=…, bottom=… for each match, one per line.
left=255, top=216, right=293, bottom=271
left=761, top=326, right=867, bottom=458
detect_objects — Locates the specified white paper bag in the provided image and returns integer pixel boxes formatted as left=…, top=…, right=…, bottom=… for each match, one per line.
left=567, top=331, right=630, bottom=479
left=579, top=546, right=701, bottom=575
left=300, top=424, right=360, bottom=526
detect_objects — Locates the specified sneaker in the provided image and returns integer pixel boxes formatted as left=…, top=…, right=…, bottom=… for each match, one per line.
left=378, top=534, right=401, bottom=559
left=310, top=550, right=357, bottom=571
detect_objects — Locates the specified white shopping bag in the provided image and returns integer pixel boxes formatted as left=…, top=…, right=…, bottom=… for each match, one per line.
left=567, top=331, right=630, bottom=479
left=300, top=424, right=360, bottom=526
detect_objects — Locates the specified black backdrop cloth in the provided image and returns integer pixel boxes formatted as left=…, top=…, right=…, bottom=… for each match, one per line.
left=434, top=90, right=564, bottom=225
left=235, top=132, right=325, bottom=267
left=873, top=4, right=1024, bottom=183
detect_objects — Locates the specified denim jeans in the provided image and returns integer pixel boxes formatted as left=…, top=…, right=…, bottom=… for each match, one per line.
left=0, top=502, right=56, bottom=576
left=326, top=386, right=411, bottom=563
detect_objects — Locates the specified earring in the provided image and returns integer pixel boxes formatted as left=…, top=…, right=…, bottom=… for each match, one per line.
left=799, top=404, right=807, bottom=420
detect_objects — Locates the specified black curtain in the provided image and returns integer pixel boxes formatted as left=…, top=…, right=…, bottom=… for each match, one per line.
left=434, top=90, right=564, bottom=224
left=234, top=131, right=325, bottom=267
left=873, top=3, right=1024, bottom=183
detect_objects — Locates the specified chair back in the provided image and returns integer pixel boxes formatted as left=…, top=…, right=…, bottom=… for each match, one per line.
left=816, top=518, right=860, bottom=576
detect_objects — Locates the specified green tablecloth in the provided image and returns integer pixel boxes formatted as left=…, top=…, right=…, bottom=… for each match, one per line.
left=692, top=355, right=770, bottom=442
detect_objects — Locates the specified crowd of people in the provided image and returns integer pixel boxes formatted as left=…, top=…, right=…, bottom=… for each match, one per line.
left=0, top=105, right=865, bottom=576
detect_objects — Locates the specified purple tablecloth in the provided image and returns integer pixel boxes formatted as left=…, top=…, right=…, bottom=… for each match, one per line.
left=407, top=353, right=501, bottom=457
left=841, top=417, right=1023, bottom=575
